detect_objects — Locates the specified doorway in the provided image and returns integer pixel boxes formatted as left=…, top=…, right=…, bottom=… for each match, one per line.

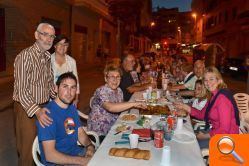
left=0, top=8, right=6, bottom=72
left=73, top=25, right=87, bottom=64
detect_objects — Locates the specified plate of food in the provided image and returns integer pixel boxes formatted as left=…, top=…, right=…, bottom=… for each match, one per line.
left=139, top=105, right=171, bottom=115
left=113, top=123, right=132, bottom=135
left=120, top=114, right=138, bottom=123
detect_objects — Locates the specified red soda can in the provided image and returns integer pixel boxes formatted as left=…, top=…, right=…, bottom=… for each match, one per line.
left=154, top=130, right=164, bottom=148
left=167, top=116, right=175, bottom=129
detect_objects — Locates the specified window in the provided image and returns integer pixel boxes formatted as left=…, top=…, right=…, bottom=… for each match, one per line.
left=232, top=7, right=237, bottom=20
left=218, top=12, right=222, bottom=24
left=224, top=10, right=229, bottom=22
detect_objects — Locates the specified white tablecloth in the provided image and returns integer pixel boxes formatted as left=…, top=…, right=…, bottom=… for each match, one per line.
left=88, top=92, right=205, bottom=166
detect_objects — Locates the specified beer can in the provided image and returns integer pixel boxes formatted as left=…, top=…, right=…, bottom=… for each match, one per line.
left=154, top=130, right=164, bottom=148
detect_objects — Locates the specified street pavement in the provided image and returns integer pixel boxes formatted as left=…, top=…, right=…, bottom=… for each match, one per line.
left=0, top=62, right=247, bottom=165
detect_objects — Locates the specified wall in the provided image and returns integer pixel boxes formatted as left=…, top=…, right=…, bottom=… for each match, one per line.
left=0, top=0, right=118, bottom=74
left=0, top=0, right=70, bottom=74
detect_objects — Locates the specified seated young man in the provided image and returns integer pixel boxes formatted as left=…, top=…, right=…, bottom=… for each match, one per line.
left=36, top=72, right=95, bottom=165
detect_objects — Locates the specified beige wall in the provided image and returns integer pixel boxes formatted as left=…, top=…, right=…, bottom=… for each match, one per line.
left=201, top=0, right=249, bottom=58
left=102, top=19, right=117, bottom=57
left=0, top=0, right=118, bottom=74
left=71, top=6, right=99, bottom=64
left=1, top=0, right=70, bottom=73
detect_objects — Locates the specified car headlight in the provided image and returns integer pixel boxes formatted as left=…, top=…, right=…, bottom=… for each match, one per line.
left=229, top=67, right=238, bottom=71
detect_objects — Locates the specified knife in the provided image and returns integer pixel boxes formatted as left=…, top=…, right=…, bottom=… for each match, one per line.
left=114, top=131, right=122, bottom=135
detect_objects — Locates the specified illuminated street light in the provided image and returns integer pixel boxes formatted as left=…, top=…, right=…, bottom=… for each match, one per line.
left=150, top=21, right=155, bottom=27
left=177, top=27, right=181, bottom=43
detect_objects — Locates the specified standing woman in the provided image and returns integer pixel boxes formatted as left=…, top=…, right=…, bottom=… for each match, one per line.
left=51, top=34, right=80, bottom=106
left=175, top=67, right=240, bottom=149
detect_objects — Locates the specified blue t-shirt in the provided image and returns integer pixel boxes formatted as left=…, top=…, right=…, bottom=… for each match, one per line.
left=36, top=100, right=84, bottom=165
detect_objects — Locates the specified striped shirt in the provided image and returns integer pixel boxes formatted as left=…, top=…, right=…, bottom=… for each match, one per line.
left=13, top=42, right=56, bottom=117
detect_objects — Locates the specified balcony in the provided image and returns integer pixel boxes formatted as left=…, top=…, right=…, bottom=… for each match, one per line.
left=68, top=0, right=110, bottom=17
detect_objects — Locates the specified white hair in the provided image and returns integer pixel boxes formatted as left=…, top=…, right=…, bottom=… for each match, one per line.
left=36, top=23, right=54, bottom=31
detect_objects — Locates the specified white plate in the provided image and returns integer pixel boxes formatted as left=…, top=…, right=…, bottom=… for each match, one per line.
left=112, top=123, right=133, bottom=133
left=119, top=114, right=138, bottom=123
left=172, top=131, right=196, bottom=143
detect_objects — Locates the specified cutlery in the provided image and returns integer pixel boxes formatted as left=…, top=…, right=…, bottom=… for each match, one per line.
left=114, top=131, right=122, bottom=135
left=115, top=139, right=151, bottom=145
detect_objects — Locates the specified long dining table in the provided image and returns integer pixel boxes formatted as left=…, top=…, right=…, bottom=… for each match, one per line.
left=88, top=91, right=205, bottom=166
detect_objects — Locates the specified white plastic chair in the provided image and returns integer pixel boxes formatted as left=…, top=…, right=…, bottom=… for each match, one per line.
left=32, top=136, right=44, bottom=166
left=77, top=110, right=89, bottom=120
left=234, top=93, right=249, bottom=113
left=89, top=96, right=94, bottom=109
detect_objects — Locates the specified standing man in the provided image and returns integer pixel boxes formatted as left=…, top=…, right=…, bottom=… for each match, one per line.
left=36, top=72, right=94, bottom=165
left=13, top=23, right=56, bottom=166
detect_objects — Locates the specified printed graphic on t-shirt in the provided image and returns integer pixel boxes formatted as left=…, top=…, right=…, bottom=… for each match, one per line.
left=64, top=118, right=76, bottom=135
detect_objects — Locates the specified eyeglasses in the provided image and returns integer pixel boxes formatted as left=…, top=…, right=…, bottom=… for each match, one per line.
left=107, top=75, right=121, bottom=81
left=37, top=30, right=56, bottom=39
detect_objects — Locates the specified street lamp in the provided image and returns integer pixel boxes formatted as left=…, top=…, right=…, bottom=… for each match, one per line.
left=192, top=13, right=197, bottom=21
left=150, top=21, right=155, bottom=27
left=177, top=26, right=181, bottom=43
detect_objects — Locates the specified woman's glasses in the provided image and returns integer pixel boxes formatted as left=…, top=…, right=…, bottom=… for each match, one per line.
left=107, top=75, right=121, bottom=81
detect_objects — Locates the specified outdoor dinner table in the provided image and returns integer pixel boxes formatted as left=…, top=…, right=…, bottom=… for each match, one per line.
left=88, top=91, right=205, bottom=166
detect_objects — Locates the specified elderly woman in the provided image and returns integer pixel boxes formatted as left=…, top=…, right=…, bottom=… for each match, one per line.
left=51, top=34, right=80, bottom=106
left=175, top=66, right=239, bottom=149
left=87, top=65, right=145, bottom=142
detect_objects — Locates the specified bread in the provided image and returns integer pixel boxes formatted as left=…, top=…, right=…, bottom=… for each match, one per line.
left=109, top=148, right=151, bottom=160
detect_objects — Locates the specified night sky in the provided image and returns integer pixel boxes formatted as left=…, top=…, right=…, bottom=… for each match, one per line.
left=152, top=0, right=192, bottom=12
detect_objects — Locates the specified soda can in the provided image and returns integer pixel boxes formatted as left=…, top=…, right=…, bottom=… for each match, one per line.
left=154, top=130, right=164, bottom=148
left=167, top=116, right=175, bottom=130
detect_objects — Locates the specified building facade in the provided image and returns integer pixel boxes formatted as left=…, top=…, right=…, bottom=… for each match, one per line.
left=151, top=7, right=194, bottom=45
left=106, top=0, right=152, bottom=56
left=0, top=0, right=117, bottom=74
left=192, top=0, right=249, bottom=59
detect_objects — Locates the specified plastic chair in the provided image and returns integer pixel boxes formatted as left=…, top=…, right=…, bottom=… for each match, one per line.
left=32, top=136, right=44, bottom=166
left=89, top=96, right=94, bottom=109
left=77, top=109, right=100, bottom=149
left=201, top=148, right=209, bottom=165
left=234, top=93, right=249, bottom=113
left=77, top=110, right=89, bottom=120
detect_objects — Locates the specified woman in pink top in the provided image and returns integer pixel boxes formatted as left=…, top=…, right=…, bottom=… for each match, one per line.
left=175, top=67, right=239, bottom=149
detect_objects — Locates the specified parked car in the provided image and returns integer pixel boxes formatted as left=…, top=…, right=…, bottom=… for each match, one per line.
left=193, top=43, right=226, bottom=71
left=225, top=57, right=248, bottom=80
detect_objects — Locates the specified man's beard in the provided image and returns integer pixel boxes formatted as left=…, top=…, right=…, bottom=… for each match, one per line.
left=58, top=95, right=73, bottom=105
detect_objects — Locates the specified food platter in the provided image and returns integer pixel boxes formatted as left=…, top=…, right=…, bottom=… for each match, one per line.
left=119, top=114, right=138, bottom=123
left=139, top=105, right=171, bottom=115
